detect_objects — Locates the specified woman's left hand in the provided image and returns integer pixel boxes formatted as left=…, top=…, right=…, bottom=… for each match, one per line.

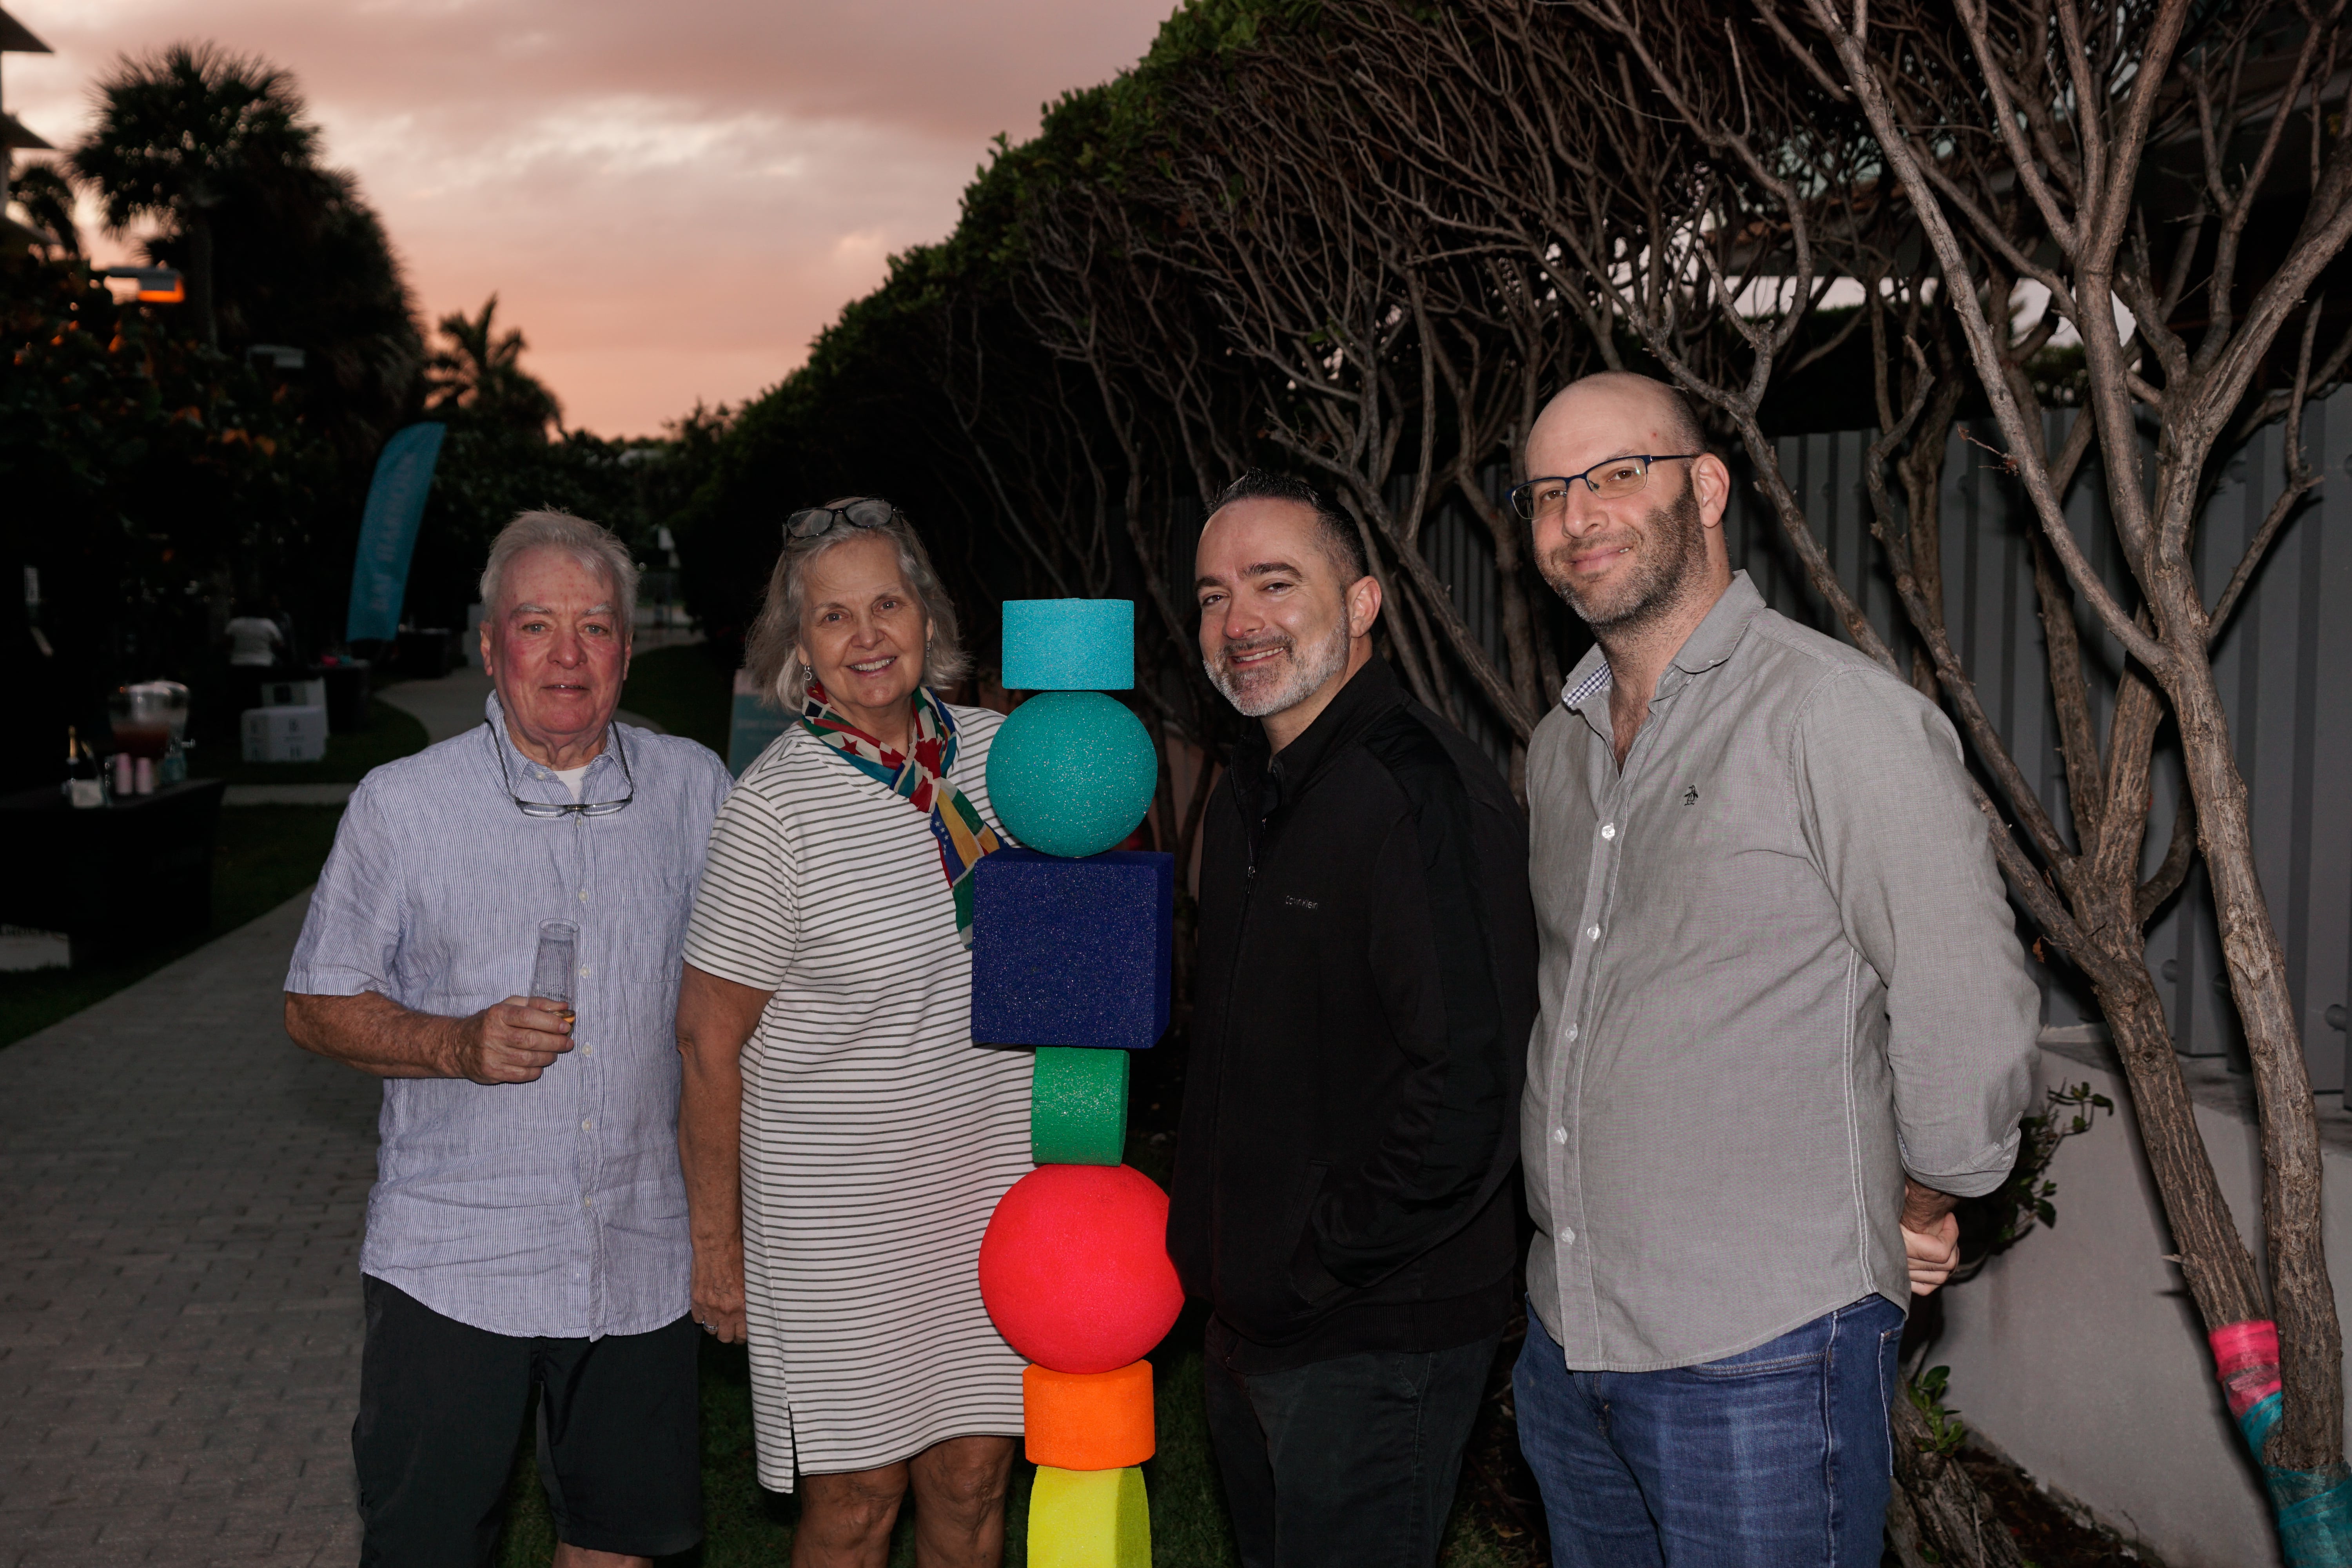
left=692, top=1234, right=749, bottom=1344
left=677, top=961, right=771, bottom=1348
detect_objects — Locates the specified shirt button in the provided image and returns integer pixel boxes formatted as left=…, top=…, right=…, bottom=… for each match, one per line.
left=1600, top=823, right=1616, bottom=840
left=578, top=890, right=589, bottom=903
left=578, top=964, right=590, bottom=977
left=584, top=1197, right=593, bottom=1209
left=1551, top=1127, right=1567, bottom=1145
left=1558, top=1226, right=1576, bottom=1245
left=1586, top=924, right=1601, bottom=941
left=581, top=1118, right=592, bottom=1132
left=582, top=1045, right=594, bottom=1056
left=1566, top=1025, right=1579, bottom=1042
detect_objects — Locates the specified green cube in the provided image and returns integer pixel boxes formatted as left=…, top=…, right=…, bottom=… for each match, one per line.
left=1032, top=1046, right=1129, bottom=1165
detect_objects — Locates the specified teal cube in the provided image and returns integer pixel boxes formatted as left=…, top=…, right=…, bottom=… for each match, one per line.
left=1003, top=600, right=1133, bottom=691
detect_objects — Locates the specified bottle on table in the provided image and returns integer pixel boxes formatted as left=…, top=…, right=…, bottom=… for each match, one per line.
left=64, top=726, right=105, bottom=809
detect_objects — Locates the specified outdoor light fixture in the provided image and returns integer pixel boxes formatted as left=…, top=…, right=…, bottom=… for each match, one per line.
left=98, top=264, right=185, bottom=303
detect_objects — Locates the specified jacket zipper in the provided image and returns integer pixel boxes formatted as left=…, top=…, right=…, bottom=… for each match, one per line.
left=1212, top=759, right=1270, bottom=1215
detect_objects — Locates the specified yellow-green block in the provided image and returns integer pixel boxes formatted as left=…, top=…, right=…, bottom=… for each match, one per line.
left=1028, top=1463, right=1150, bottom=1568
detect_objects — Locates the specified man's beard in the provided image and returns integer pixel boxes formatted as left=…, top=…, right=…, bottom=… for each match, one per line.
left=1205, top=616, right=1354, bottom=719
left=1537, top=479, right=1707, bottom=636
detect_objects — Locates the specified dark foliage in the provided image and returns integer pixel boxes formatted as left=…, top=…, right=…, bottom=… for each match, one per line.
left=69, top=42, right=426, bottom=466
left=0, top=253, right=339, bottom=787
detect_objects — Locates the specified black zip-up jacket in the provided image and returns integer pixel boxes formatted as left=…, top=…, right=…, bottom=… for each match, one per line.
left=1168, top=655, right=1537, bottom=1370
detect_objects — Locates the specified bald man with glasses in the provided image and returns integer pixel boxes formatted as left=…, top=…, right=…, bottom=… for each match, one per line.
left=285, top=510, right=733, bottom=1568
left=1508, top=374, right=2037, bottom=1567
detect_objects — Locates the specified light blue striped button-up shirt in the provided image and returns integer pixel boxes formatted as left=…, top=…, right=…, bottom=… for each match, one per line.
left=287, top=695, right=733, bottom=1339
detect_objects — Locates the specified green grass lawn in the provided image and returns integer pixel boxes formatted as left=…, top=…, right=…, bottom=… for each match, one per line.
left=623, top=643, right=735, bottom=756
left=0, top=804, right=348, bottom=1049
left=190, top=697, right=431, bottom=785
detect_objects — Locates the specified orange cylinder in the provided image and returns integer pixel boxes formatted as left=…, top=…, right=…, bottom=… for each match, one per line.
left=1023, top=1359, right=1155, bottom=1470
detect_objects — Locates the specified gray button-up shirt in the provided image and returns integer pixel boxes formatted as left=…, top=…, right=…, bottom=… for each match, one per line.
left=287, top=695, right=733, bottom=1339
left=1524, top=573, right=2036, bottom=1371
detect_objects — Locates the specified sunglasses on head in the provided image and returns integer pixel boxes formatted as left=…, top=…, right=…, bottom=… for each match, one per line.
left=784, top=498, right=902, bottom=540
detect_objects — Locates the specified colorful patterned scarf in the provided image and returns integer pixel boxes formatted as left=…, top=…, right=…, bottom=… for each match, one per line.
left=799, top=681, right=1003, bottom=946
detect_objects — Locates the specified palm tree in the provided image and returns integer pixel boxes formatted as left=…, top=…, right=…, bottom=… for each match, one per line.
left=426, top=294, right=563, bottom=437
left=67, top=42, right=424, bottom=461
left=69, top=43, right=315, bottom=347
left=9, top=161, right=78, bottom=254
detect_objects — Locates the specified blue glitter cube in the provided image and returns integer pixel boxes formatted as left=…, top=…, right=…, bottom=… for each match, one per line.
left=972, top=850, right=1172, bottom=1050
left=1002, top=600, right=1134, bottom=691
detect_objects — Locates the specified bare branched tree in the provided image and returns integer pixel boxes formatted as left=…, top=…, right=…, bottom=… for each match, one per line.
left=1769, top=0, right=2352, bottom=1533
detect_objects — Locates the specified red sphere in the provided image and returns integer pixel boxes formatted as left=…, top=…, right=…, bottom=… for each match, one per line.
left=978, top=1163, right=1184, bottom=1374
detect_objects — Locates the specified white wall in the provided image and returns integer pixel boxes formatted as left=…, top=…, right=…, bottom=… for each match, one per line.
left=1935, top=1035, right=2352, bottom=1567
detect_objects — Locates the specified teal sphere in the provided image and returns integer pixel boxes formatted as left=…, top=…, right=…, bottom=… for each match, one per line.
left=987, top=691, right=1156, bottom=859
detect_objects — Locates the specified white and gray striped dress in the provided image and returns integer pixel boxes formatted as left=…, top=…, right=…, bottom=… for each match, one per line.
left=682, top=705, right=1031, bottom=1490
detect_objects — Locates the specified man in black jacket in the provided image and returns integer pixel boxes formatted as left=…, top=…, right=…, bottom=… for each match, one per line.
left=1169, top=470, right=1537, bottom=1568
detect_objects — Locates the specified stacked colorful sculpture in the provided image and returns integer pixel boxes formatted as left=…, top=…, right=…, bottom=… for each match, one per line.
left=974, top=599, right=1182, bottom=1568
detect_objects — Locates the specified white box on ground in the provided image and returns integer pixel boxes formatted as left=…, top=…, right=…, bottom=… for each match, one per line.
left=0, top=926, right=69, bottom=972
left=242, top=704, right=328, bottom=763
left=258, top=677, right=327, bottom=710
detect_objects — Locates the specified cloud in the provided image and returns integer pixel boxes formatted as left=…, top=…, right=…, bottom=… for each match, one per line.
left=3, top=0, right=1173, bottom=434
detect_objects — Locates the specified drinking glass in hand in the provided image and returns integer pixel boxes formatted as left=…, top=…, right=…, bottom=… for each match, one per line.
left=531, top=920, right=579, bottom=1024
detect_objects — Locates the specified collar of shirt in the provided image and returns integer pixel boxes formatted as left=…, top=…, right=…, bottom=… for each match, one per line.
left=482, top=692, right=628, bottom=808
left=1556, top=572, right=1768, bottom=743
left=1227, top=652, right=1405, bottom=821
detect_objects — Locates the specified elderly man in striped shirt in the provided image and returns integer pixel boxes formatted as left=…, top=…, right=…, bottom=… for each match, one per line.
left=286, top=511, right=733, bottom=1568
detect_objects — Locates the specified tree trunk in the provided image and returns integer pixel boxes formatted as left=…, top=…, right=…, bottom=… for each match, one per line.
left=186, top=215, right=217, bottom=350
left=2156, top=599, right=2341, bottom=1471
left=2083, top=941, right=2270, bottom=1330
left=1887, top=1397, right=2025, bottom=1568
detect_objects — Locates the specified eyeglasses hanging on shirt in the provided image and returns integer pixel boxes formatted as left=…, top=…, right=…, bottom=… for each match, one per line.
left=487, top=720, right=636, bottom=818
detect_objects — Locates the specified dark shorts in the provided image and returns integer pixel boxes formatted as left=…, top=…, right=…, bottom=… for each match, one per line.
left=354, top=1275, right=702, bottom=1566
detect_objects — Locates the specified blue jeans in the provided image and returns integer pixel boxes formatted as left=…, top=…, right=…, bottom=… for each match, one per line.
left=1513, top=1296, right=1906, bottom=1568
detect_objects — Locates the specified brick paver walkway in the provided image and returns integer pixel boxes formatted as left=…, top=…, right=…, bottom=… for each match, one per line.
left=0, top=892, right=375, bottom=1566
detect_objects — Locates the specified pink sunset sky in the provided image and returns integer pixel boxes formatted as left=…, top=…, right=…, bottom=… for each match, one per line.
left=2, top=0, right=1175, bottom=436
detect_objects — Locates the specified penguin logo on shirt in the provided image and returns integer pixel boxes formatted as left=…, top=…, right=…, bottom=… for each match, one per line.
left=1683, top=785, right=1700, bottom=806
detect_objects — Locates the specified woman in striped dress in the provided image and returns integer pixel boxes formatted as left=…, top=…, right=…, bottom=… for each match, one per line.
left=675, top=499, right=1030, bottom=1568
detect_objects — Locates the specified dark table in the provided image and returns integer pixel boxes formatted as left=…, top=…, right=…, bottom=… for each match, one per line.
left=309, top=661, right=372, bottom=734
left=392, top=629, right=456, bottom=680
left=0, top=778, right=225, bottom=960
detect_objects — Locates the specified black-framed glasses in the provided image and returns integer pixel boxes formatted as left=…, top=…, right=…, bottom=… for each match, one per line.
left=1509, top=454, right=1704, bottom=521
left=488, top=720, right=636, bottom=818
left=785, top=497, right=902, bottom=540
